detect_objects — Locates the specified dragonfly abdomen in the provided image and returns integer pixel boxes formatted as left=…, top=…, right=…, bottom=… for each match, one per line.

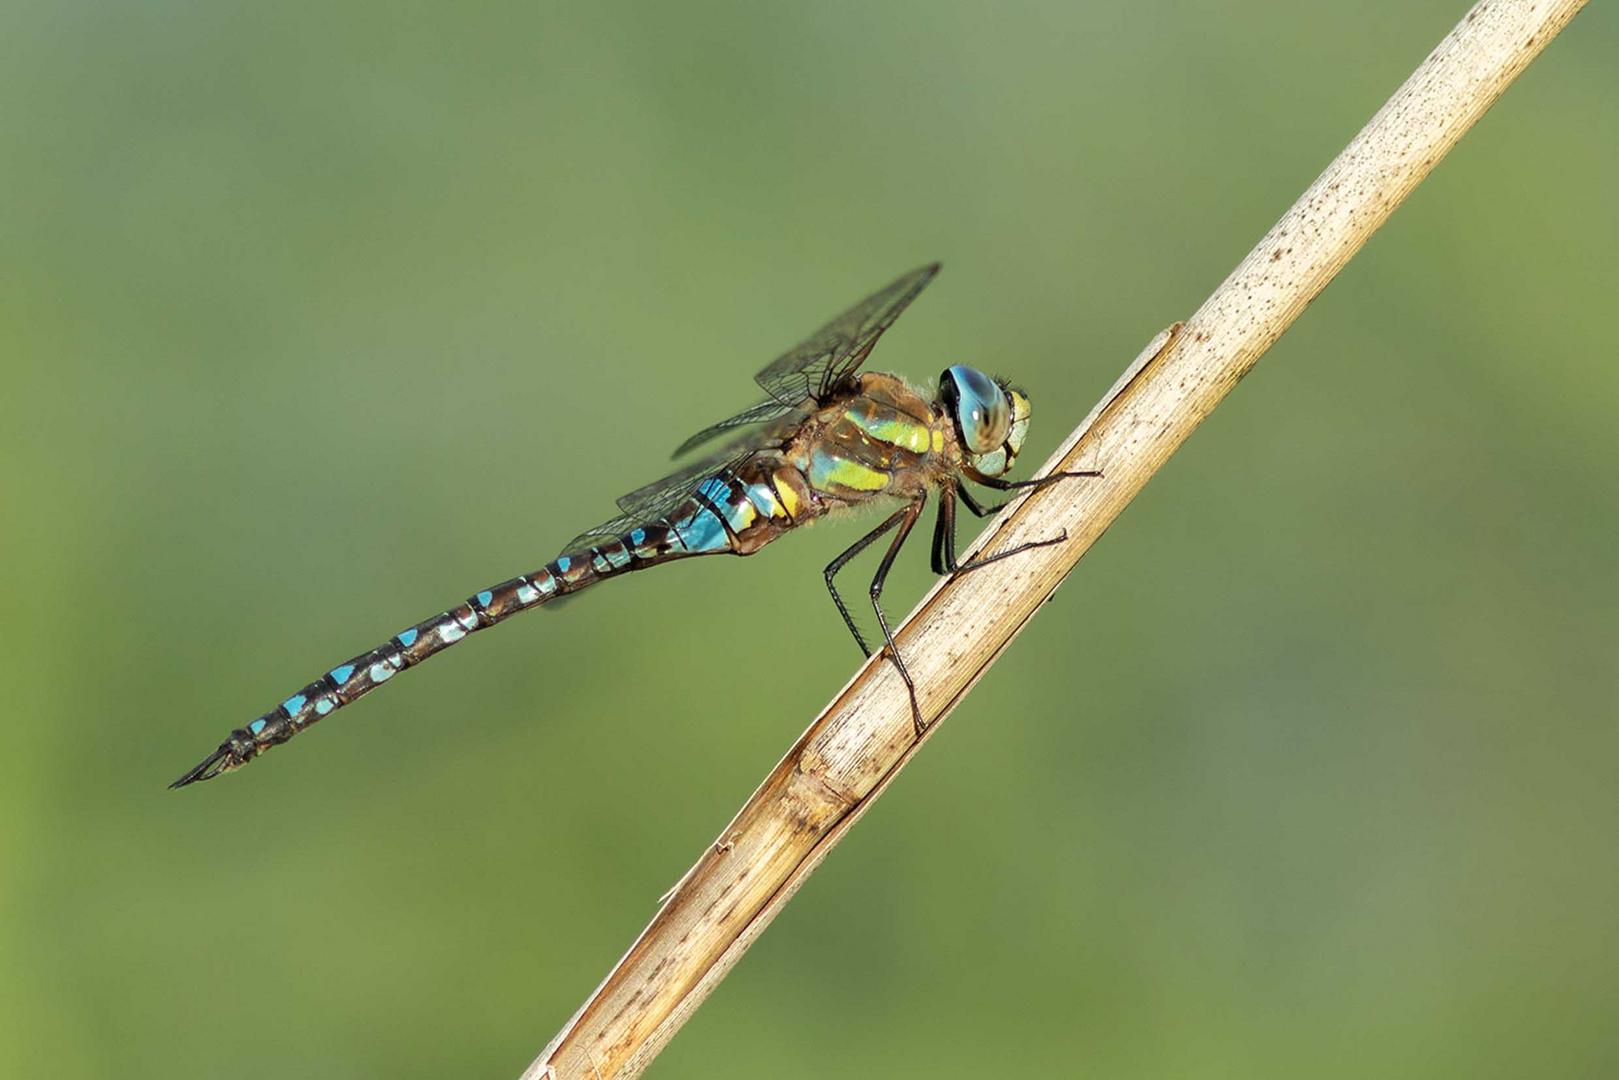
left=170, top=568, right=572, bottom=787
left=170, top=461, right=816, bottom=788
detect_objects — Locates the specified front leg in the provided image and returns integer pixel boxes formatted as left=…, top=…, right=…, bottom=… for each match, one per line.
left=940, top=470, right=1093, bottom=575
left=974, top=466, right=1101, bottom=494
left=959, top=466, right=1101, bottom=518
left=957, top=481, right=1007, bottom=519
left=936, top=483, right=1070, bottom=575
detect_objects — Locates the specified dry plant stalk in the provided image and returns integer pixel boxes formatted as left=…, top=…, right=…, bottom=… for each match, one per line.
left=525, top=1, right=1590, bottom=1076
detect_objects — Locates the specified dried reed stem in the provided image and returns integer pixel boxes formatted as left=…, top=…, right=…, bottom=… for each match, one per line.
left=524, top=2, right=1590, bottom=1075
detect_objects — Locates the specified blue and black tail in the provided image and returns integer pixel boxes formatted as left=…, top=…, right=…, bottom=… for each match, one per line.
left=169, top=532, right=699, bottom=788
left=169, top=460, right=793, bottom=790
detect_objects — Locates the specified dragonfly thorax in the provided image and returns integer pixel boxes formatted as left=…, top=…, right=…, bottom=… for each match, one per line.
left=940, top=364, right=1030, bottom=480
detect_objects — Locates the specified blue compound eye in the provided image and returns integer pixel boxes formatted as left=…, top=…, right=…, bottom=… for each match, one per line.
left=941, top=364, right=1010, bottom=454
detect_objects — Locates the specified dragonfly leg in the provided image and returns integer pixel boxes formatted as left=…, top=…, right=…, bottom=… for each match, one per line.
left=866, top=497, right=927, bottom=736
left=951, top=530, right=1070, bottom=575
left=975, top=467, right=1100, bottom=494
left=937, top=483, right=1069, bottom=575
left=931, top=483, right=958, bottom=575
left=824, top=505, right=913, bottom=659
left=960, top=467, right=1100, bottom=518
left=957, top=480, right=1008, bottom=518
left=945, top=472, right=1081, bottom=573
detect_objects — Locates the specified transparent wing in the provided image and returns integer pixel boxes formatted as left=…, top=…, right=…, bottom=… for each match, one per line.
left=566, top=456, right=735, bottom=550
left=567, top=415, right=800, bottom=550
left=753, top=263, right=940, bottom=407
left=669, top=397, right=800, bottom=458
left=569, top=264, right=939, bottom=549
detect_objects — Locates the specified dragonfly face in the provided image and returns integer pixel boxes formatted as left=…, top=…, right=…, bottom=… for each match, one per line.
left=172, top=263, right=1096, bottom=787
left=939, top=363, right=1030, bottom=481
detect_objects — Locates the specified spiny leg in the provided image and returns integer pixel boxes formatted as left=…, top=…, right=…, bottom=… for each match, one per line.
left=950, top=531, right=1070, bottom=575
left=974, top=468, right=1100, bottom=495
left=957, top=480, right=1007, bottom=519
left=866, top=497, right=927, bottom=735
left=938, top=480, right=1072, bottom=575
left=937, top=466, right=1105, bottom=572
left=931, top=483, right=958, bottom=575
left=824, top=505, right=913, bottom=659
left=958, top=467, right=1102, bottom=519
left=935, top=484, right=1014, bottom=573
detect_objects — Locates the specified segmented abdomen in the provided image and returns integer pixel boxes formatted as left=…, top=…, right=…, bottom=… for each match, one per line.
left=170, top=458, right=819, bottom=787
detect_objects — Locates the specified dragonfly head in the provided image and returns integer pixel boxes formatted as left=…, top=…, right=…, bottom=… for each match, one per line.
left=940, top=364, right=1030, bottom=480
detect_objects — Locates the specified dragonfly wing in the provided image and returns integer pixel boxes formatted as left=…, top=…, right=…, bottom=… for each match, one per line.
left=753, top=263, right=940, bottom=407
left=669, top=397, right=800, bottom=458
left=569, top=264, right=938, bottom=549
left=566, top=459, right=723, bottom=550
left=566, top=415, right=798, bottom=549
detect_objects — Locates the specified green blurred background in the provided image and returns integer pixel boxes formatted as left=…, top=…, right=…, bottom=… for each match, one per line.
left=3, top=2, right=1615, bottom=1077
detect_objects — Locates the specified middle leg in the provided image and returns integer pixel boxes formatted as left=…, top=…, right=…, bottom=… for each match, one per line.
left=936, top=482, right=1071, bottom=576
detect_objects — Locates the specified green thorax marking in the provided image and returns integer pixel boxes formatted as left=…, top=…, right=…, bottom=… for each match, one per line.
left=802, top=399, right=939, bottom=497
left=807, top=444, right=891, bottom=494
left=844, top=404, right=934, bottom=456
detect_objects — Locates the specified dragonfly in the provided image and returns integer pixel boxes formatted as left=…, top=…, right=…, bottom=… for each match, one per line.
left=171, top=263, right=1096, bottom=788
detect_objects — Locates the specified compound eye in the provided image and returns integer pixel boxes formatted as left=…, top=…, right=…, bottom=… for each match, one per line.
left=944, top=365, right=1009, bottom=453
